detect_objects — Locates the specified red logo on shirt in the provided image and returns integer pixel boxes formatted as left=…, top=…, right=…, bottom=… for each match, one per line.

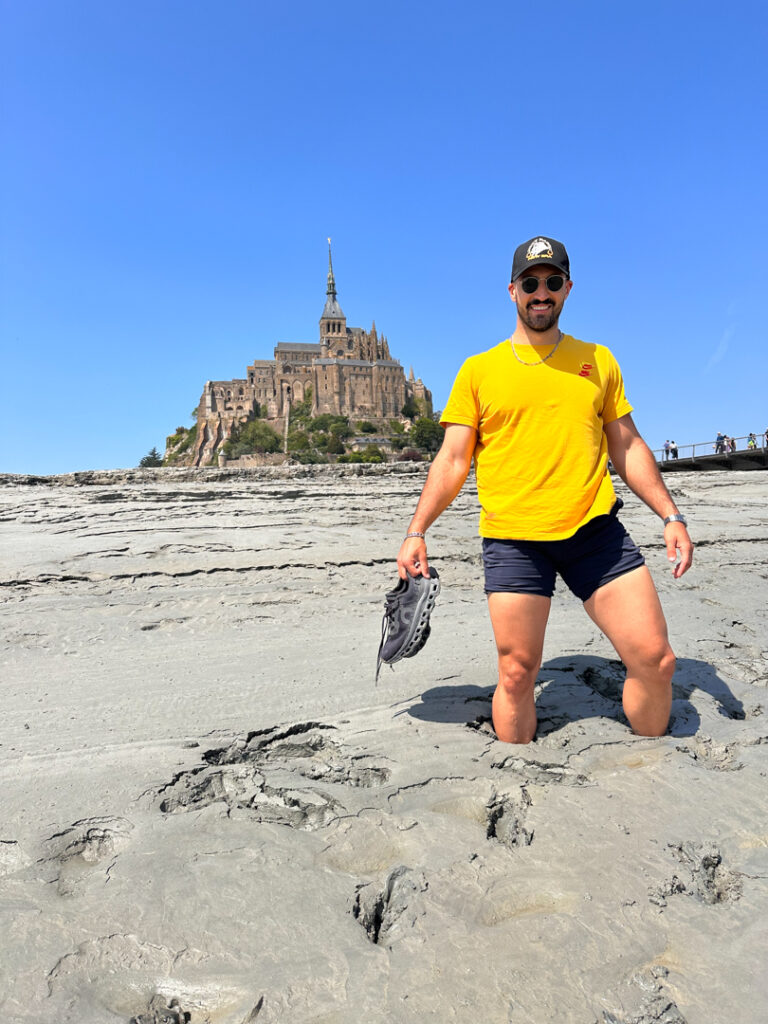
left=578, top=362, right=593, bottom=378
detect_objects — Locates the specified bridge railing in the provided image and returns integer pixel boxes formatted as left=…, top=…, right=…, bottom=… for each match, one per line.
left=653, top=434, right=767, bottom=461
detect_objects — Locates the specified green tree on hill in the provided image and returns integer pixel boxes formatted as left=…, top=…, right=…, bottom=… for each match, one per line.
left=223, top=420, right=282, bottom=457
left=139, top=447, right=164, bottom=467
left=361, top=444, right=385, bottom=462
left=287, top=429, right=311, bottom=452
left=410, top=417, right=444, bottom=453
left=401, top=396, right=419, bottom=420
left=338, top=444, right=385, bottom=464
left=325, top=433, right=346, bottom=455
left=310, top=414, right=351, bottom=438
left=164, top=424, right=198, bottom=464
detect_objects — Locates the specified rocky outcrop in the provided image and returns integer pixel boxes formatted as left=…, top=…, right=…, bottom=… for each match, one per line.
left=0, top=462, right=429, bottom=487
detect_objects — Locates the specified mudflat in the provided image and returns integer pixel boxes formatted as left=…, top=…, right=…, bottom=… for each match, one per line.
left=1, top=467, right=766, bottom=1024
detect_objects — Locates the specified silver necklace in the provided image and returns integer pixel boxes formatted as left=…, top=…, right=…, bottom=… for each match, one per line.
left=510, top=331, right=563, bottom=367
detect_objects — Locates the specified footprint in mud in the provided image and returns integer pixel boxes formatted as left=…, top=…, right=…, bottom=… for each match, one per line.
left=485, top=788, right=534, bottom=849
left=490, top=751, right=591, bottom=787
left=130, top=995, right=190, bottom=1023
left=159, top=764, right=343, bottom=831
left=675, top=736, right=743, bottom=772
left=351, top=865, right=428, bottom=947
left=600, top=965, right=688, bottom=1023
left=386, top=777, right=534, bottom=855
left=648, top=841, right=742, bottom=908
left=158, top=721, right=390, bottom=831
left=49, top=934, right=262, bottom=1022
left=319, top=814, right=411, bottom=877
left=205, top=721, right=391, bottom=787
left=43, top=816, right=134, bottom=896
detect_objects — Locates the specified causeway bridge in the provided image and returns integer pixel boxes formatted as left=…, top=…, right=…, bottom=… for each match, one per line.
left=651, top=434, right=768, bottom=472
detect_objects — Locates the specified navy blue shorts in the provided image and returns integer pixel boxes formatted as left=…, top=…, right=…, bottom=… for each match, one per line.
left=482, top=501, right=645, bottom=602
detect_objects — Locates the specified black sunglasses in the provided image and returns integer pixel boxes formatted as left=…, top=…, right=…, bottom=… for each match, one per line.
left=518, top=274, right=566, bottom=294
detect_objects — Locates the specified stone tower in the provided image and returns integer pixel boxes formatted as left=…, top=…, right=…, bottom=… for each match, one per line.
left=319, top=240, right=347, bottom=355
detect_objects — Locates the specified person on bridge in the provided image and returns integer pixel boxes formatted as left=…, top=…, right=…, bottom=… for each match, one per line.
left=396, top=235, right=693, bottom=744
left=669, top=440, right=678, bottom=459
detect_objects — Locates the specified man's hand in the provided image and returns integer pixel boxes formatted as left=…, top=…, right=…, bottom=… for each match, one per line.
left=397, top=536, right=430, bottom=579
left=665, top=523, right=694, bottom=578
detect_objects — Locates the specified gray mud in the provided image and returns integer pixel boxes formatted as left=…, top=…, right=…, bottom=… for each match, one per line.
left=1, top=469, right=766, bottom=1022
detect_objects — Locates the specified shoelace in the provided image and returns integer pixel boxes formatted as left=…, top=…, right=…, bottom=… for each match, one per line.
left=375, top=596, right=399, bottom=682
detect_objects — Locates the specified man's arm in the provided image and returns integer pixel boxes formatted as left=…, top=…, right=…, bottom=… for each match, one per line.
left=397, top=423, right=476, bottom=579
left=604, top=413, right=694, bottom=578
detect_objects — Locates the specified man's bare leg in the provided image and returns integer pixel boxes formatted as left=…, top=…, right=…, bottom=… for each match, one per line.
left=487, top=593, right=551, bottom=743
left=584, top=566, right=675, bottom=736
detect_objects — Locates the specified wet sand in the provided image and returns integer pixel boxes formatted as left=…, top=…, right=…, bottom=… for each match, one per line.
left=1, top=467, right=767, bottom=1023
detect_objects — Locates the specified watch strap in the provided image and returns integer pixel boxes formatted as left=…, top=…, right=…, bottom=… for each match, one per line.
left=663, top=513, right=687, bottom=527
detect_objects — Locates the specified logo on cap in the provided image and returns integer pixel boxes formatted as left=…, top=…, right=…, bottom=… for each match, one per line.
left=526, top=238, right=554, bottom=261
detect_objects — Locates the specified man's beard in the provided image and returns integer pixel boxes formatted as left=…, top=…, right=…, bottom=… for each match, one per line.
left=517, top=298, right=561, bottom=333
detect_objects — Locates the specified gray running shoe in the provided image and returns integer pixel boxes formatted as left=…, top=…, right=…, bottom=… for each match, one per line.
left=376, top=567, right=440, bottom=681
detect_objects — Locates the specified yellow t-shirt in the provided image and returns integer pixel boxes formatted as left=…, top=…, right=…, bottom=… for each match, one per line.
left=440, top=335, right=633, bottom=540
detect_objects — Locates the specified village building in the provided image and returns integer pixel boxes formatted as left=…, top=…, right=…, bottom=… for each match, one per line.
left=190, top=245, right=431, bottom=466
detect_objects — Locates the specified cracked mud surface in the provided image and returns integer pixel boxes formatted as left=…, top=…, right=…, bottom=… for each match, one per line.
left=158, top=722, right=390, bottom=829
left=1, top=468, right=768, bottom=1023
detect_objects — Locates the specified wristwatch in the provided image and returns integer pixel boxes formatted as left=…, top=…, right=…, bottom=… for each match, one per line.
left=663, top=513, right=688, bottom=527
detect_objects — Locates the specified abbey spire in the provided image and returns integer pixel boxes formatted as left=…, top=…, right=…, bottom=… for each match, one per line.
left=321, top=238, right=345, bottom=320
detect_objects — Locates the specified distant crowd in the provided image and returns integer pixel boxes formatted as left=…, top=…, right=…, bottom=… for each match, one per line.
left=661, top=430, right=768, bottom=460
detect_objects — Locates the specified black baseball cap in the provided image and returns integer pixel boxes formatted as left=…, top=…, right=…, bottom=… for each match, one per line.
left=511, top=236, right=570, bottom=281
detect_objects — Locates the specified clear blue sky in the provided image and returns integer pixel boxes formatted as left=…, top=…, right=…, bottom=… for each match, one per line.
left=2, top=0, right=767, bottom=474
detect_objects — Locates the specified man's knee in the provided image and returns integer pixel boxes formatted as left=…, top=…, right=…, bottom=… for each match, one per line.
left=627, top=640, right=675, bottom=683
left=497, top=654, right=539, bottom=700
left=646, top=643, right=675, bottom=689
left=658, top=646, right=676, bottom=684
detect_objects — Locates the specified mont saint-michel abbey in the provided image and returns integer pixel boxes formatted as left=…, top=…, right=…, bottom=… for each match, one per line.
left=191, top=246, right=432, bottom=466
